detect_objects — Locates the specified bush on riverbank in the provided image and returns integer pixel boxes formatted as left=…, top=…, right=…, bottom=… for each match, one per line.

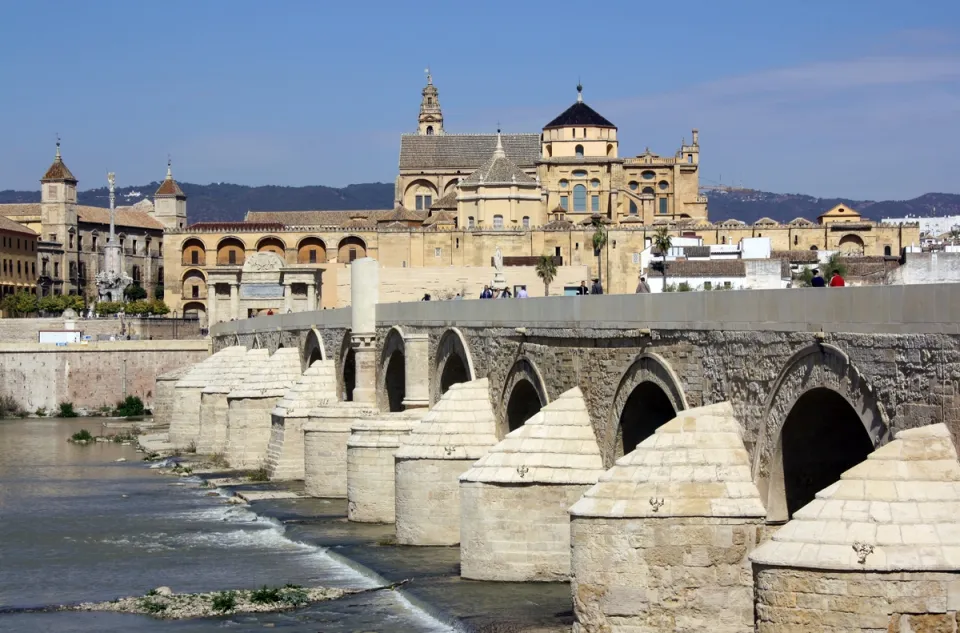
left=0, top=394, right=25, bottom=418
left=70, top=429, right=93, bottom=443
left=211, top=591, right=237, bottom=613
left=59, top=402, right=78, bottom=418
left=115, top=396, right=145, bottom=417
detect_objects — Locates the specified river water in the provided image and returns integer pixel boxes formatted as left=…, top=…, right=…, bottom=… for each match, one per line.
left=0, top=419, right=454, bottom=632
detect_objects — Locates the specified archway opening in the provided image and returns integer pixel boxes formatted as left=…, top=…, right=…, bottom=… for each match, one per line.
left=617, top=381, right=676, bottom=456
left=308, top=347, right=322, bottom=367
left=384, top=350, right=406, bottom=412
left=439, top=354, right=469, bottom=395
left=342, top=349, right=356, bottom=402
left=781, top=387, right=873, bottom=517
left=506, top=379, right=541, bottom=432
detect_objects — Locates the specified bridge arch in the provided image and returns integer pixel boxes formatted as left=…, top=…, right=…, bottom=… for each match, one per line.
left=433, top=327, right=476, bottom=403
left=302, top=327, right=326, bottom=370
left=379, top=326, right=406, bottom=412
left=498, top=357, right=549, bottom=438
left=608, top=353, right=687, bottom=466
left=756, top=343, right=889, bottom=522
left=338, top=331, right=355, bottom=402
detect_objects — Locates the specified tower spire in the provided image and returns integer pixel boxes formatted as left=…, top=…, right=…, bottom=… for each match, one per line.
left=577, top=81, right=583, bottom=103
left=417, top=71, right=443, bottom=135
left=166, top=155, right=173, bottom=179
left=493, top=127, right=505, bottom=159
left=55, top=133, right=61, bottom=159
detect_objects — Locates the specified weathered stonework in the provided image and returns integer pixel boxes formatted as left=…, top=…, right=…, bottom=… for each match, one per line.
left=346, top=411, right=423, bottom=523
left=154, top=365, right=191, bottom=427
left=459, top=387, right=605, bottom=581
left=394, top=378, right=499, bottom=546
left=169, top=346, right=247, bottom=448
left=570, top=402, right=766, bottom=633
left=303, top=403, right=378, bottom=498
left=265, top=360, right=337, bottom=480
left=196, top=348, right=269, bottom=455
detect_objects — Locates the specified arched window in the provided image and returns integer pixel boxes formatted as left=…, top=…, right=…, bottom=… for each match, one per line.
left=629, top=181, right=638, bottom=191
left=493, top=215, right=504, bottom=229
left=426, top=125, right=434, bottom=135
left=629, top=201, right=638, bottom=215
left=575, top=144, right=584, bottom=158
left=468, top=216, right=475, bottom=228
left=573, top=184, right=587, bottom=212
left=658, top=180, right=670, bottom=191
left=522, top=216, right=530, bottom=229
left=642, top=186, right=655, bottom=194
left=590, top=178, right=600, bottom=188
left=559, top=179, right=569, bottom=189
left=794, top=235, right=799, bottom=246
left=884, top=245, right=892, bottom=256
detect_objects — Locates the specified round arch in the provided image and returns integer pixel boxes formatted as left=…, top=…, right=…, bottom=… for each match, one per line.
left=297, top=236, right=327, bottom=264
left=337, top=236, right=367, bottom=262
left=607, top=353, right=687, bottom=467
left=403, top=178, right=439, bottom=209
left=302, top=327, right=326, bottom=371
left=182, top=301, right=207, bottom=325
left=216, top=236, right=246, bottom=266
left=256, top=235, right=287, bottom=257
left=180, top=237, right=207, bottom=267
left=755, top=343, right=889, bottom=522
left=433, top=327, right=476, bottom=403
left=181, top=268, right=207, bottom=300
left=838, top=234, right=865, bottom=254
left=179, top=267, right=207, bottom=282
left=379, top=327, right=406, bottom=412
left=338, top=331, right=355, bottom=402
left=497, top=357, right=549, bottom=438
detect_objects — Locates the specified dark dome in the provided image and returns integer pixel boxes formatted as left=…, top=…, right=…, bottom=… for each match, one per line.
left=544, top=101, right=615, bottom=130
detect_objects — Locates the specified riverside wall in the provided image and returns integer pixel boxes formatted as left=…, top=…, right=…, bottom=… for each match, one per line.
left=0, top=340, right=209, bottom=412
left=0, top=317, right=203, bottom=342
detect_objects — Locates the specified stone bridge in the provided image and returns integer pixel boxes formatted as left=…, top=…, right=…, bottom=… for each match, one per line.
left=210, top=272, right=960, bottom=523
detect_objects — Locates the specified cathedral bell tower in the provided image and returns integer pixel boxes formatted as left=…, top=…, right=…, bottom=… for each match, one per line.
left=417, top=69, right=443, bottom=136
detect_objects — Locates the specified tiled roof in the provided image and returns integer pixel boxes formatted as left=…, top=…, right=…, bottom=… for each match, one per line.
left=430, top=191, right=458, bottom=210
left=461, top=149, right=537, bottom=186
left=543, top=218, right=575, bottom=230
left=0, top=215, right=37, bottom=236
left=787, top=217, right=815, bottom=226
left=544, top=101, right=615, bottom=130
left=77, top=205, right=165, bottom=230
left=754, top=217, right=778, bottom=226
left=750, top=424, right=960, bottom=571
left=41, top=155, right=77, bottom=183
left=187, top=222, right=286, bottom=231
left=683, top=245, right=712, bottom=258
left=772, top=250, right=819, bottom=263
left=399, top=133, right=540, bottom=170
left=423, top=211, right=457, bottom=226
left=155, top=176, right=185, bottom=198
left=0, top=204, right=42, bottom=218
left=460, top=387, right=604, bottom=485
left=570, top=402, right=765, bottom=519
left=245, top=210, right=392, bottom=227
left=660, top=259, right=747, bottom=277
left=377, top=205, right=425, bottom=223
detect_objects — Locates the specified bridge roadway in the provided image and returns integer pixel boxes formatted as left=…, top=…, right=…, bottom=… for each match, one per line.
left=211, top=282, right=960, bottom=522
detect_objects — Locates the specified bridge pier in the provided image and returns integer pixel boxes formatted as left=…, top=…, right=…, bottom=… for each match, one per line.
left=569, top=402, right=766, bottom=633
left=394, top=378, right=499, bottom=546
left=224, top=348, right=302, bottom=469
left=459, top=387, right=604, bottom=581
left=303, top=403, right=378, bottom=497
left=196, top=348, right=269, bottom=454
left=265, top=359, right=338, bottom=480
left=154, top=366, right=191, bottom=427
left=168, top=346, right=247, bottom=448
left=401, top=332, right=430, bottom=410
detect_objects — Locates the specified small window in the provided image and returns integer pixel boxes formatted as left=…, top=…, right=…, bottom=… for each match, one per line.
left=642, top=186, right=655, bottom=195
left=559, top=179, right=569, bottom=189
left=434, top=247, right=442, bottom=258
left=704, top=281, right=712, bottom=290
left=575, top=242, right=579, bottom=250
left=575, top=144, right=584, bottom=158
left=349, top=247, right=357, bottom=262
left=426, top=126, right=434, bottom=135
left=642, top=170, right=656, bottom=180
left=425, top=195, right=432, bottom=208
left=132, top=239, right=137, bottom=254
left=493, top=215, right=504, bottom=229
left=191, top=285, right=199, bottom=298
left=468, top=216, right=475, bottom=228
left=629, top=201, right=638, bottom=215
left=68, top=233, right=74, bottom=249
left=659, top=198, right=668, bottom=215
left=572, top=128, right=576, bottom=138
left=560, top=196, right=568, bottom=210
left=54, top=262, right=59, bottom=277
left=721, top=236, right=727, bottom=244
left=309, top=249, right=317, bottom=263
left=228, top=250, right=236, bottom=265
left=31, top=262, right=35, bottom=276
left=658, top=180, right=669, bottom=191
left=522, top=216, right=530, bottom=229
left=590, top=178, right=600, bottom=188
left=687, top=154, right=693, bottom=163
left=77, top=235, right=83, bottom=250
left=427, top=97, right=433, bottom=104
left=629, top=181, right=640, bottom=191
left=572, top=170, right=588, bottom=178
left=456, top=238, right=460, bottom=248
left=555, top=246, right=561, bottom=257
left=591, top=195, right=599, bottom=212
left=724, top=281, right=732, bottom=289
left=47, top=185, right=56, bottom=198
left=884, top=245, right=892, bottom=256
left=582, top=127, right=586, bottom=137
left=191, top=250, right=199, bottom=265
left=794, top=235, right=798, bottom=246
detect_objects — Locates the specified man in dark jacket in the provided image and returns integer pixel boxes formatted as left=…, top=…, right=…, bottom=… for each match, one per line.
left=590, top=278, right=603, bottom=295
left=577, top=281, right=589, bottom=295
left=810, top=269, right=826, bottom=287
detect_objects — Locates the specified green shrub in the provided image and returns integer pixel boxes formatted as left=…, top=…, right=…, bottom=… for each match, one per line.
left=35, top=407, right=47, bottom=417
left=677, top=282, right=693, bottom=292
left=124, top=284, right=148, bottom=301
left=126, top=300, right=152, bottom=316
left=209, top=453, right=229, bottom=468
left=149, top=299, right=170, bottom=316
left=96, top=301, right=124, bottom=316
left=71, top=429, right=93, bottom=442
left=115, top=395, right=145, bottom=417
left=59, top=402, right=78, bottom=418
left=0, top=394, right=24, bottom=418
left=248, top=465, right=270, bottom=482
left=279, top=585, right=309, bottom=607
left=210, top=590, right=237, bottom=613
left=250, top=585, right=282, bottom=604
left=139, top=598, right=167, bottom=614
left=154, top=285, right=164, bottom=300
left=1, top=290, right=37, bottom=317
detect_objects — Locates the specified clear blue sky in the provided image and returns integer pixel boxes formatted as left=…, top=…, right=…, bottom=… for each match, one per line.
left=1, top=0, right=958, bottom=199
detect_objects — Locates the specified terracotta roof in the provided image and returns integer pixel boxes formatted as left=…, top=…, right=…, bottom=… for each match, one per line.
left=772, top=250, right=819, bottom=263
left=619, top=216, right=645, bottom=224
left=155, top=175, right=185, bottom=198
left=683, top=245, right=712, bottom=258
left=423, top=211, right=457, bottom=226
left=245, top=210, right=391, bottom=227
left=429, top=191, right=458, bottom=210
left=0, top=215, right=37, bottom=236
left=658, top=259, right=746, bottom=277
left=41, top=153, right=77, bottom=183
left=0, top=204, right=43, bottom=218
left=377, top=205, right=425, bottom=224
left=543, top=218, right=575, bottom=230
left=76, top=205, right=165, bottom=230
left=399, top=133, right=540, bottom=170
left=787, top=217, right=815, bottom=226
left=544, top=99, right=616, bottom=130
left=187, top=222, right=285, bottom=231
left=754, top=217, right=778, bottom=226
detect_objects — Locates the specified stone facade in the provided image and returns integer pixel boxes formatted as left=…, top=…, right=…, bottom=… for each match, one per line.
left=303, top=403, right=377, bottom=498
left=152, top=365, right=191, bottom=426
left=0, top=215, right=38, bottom=303
left=346, top=412, right=422, bottom=523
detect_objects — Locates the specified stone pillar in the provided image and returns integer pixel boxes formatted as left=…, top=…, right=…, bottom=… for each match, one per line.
left=402, top=332, right=430, bottom=409
left=350, top=258, right=378, bottom=405
left=306, top=282, right=316, bottom=312
left=283, top=281, right=292, bottom=313
left=230, top=282, right=239, bottom=320
left=207, top=283, right=217, bottom=326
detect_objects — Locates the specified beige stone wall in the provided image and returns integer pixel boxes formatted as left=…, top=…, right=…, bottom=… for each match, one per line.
left=196, top=392, right=230, bottom=455
left=346, top=427, right=412, bottom=523
left=460, top=482, right=587, bottom=581
left=303, top=409, right=366, bottom=498
left=395, top=458, right=471, bottom=546
left=169, top=386, right=203, bottom=447
left=225, top=396, right=279, bottom=468
left=0, top=340, right=205, bottom=416
left=754, top=567, right=960, bottom=632
left=570, top=516, right=762, bottom=633
left=264, top=414, right=306, bottom=480
left=153, top=373, right=184, bottom=427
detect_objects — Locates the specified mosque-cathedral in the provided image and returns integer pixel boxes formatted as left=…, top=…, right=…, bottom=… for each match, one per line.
left=0, top=75, right=917, bottom=321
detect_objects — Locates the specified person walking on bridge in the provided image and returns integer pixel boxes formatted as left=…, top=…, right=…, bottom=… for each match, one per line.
left=829, top=271, right=846, bottom=287
left=590, top=278, right=603, bottom=295
left=636, top=275, right=651, bottom=294
left=810, top=269, right=826, bottom=287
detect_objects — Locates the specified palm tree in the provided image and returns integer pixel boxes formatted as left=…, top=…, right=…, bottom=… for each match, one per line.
left=653, top=225, right=672, bottom=290
left=536, top=254, right=557, bottom=296
left=591, top=217, right=608, bottom=293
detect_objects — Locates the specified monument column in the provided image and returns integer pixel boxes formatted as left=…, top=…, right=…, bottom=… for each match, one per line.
left=350, top=258, right=378, bottom=405
left=283, top=281, right=293, bottom=313
left=306, top=281, right=316, bottom=311
left=207, top=283, right=217, bottom=325
left=402, top=332, right=430, bottom=409
left=230, top=282, right=240, bottom=320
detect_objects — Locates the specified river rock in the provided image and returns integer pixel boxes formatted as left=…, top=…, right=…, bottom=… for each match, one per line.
left=154, top=586, right=173, bottom=596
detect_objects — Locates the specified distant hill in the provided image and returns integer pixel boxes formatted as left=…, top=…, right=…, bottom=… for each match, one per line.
left=1, top=182, right=958, bottom=226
